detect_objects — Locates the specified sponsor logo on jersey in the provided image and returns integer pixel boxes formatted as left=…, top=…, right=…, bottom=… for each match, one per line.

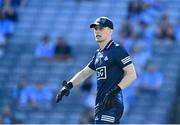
left=96, top=66, right=107, bottom=80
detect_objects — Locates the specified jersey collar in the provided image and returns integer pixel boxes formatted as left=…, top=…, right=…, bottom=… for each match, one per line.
left=97, top=40, right=114, bottom=52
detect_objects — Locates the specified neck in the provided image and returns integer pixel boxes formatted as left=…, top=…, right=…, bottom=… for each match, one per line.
left=99, top=37, right=112, bottom=50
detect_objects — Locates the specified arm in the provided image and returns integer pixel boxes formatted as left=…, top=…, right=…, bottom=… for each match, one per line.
left=56, top=65, right=95, bottom=103
left=118, top=63, right=137, bottom=90
left=103, top=47, right=137, bottom=110
left=69, top=65, right=95, bottom=86
left=103, top=63, right=137, bottom=110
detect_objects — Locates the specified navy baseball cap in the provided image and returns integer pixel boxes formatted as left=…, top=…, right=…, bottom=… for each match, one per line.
left=90, top=17, right=114, bottom=29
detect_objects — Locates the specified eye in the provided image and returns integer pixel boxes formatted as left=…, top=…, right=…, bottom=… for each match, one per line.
left=94, top=27, right=104, bottom=31
left=99, top=27, right=104, bottom=30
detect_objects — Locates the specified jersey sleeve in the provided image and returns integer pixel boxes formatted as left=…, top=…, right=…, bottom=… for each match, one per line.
left=87, top=53, right=96, bottom=70
left=114, top=46, right=132, bottom=68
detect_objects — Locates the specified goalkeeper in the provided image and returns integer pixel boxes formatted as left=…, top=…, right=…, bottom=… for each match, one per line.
left=56, top=17, right=137, bottom=124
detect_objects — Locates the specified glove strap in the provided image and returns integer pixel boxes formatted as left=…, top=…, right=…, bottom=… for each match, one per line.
left=63, top=81, right=73, bottom=89
left=111, top=86, right=121, bottom=94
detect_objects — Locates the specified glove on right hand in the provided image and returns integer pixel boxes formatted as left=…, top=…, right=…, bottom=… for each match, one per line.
left=56, top=81, right=73, bottom=103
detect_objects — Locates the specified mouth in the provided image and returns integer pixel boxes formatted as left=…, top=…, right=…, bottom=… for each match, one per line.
left=96, top=35, right=101, bottom=38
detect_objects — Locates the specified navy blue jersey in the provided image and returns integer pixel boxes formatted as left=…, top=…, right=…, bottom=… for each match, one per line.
left=88, top=40, right=132, bottom=106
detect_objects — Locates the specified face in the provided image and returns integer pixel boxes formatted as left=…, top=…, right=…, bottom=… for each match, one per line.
left=19, top=79, right=26, bottom=88
left=42, top=36, right=49, bottom=44
left=36, top=83, right=44, bottom=90
left=57, top=37, right=65, bottom=46
left=93, top=26, right=112, bottom=43
left=148, top=64, right=156, bottom=73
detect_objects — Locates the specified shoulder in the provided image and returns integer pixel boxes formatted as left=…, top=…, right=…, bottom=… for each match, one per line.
left=111, top=42, right=124, bottom=50
left=111, top=43, right=127, bottom=54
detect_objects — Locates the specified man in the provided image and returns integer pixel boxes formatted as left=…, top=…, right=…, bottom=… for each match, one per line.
left=139, top=62, right=163, bottom=93
left=54, top=36, right=73, bottom=61
left=34, top=35, right=55, bottom=60
left=56, top=17, right=137, bottom=124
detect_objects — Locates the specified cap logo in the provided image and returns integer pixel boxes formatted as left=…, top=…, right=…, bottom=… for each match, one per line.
left=98, top=18, right=106, bottom=24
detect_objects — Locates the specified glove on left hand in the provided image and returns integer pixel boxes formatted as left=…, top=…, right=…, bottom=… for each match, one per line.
left=103, top=86, right=121, bottom=110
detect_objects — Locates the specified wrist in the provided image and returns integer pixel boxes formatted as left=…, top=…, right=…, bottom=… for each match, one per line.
left=111, top=86, right=121, bottom=94
left=65, top=82, right=73, bottom=89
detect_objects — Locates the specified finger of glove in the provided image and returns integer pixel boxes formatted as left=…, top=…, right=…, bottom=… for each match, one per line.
left=56, top=89, right=67, bottom=102
left=65, top=91, right=69, bottom=96
left=62, top=89, right=70, bottom=96
left=106, top=101, right=112, bottom=110
left=104, top=96, right=113, bottom=110
left=104, top=94, right=112, bottom=105
left=56, top=94, right=63, bottom=103
left=62, top=81, right=67, bottom=86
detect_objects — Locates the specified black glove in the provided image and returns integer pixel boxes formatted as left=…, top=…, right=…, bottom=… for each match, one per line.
left=103, top=86, right=121, bottom=110
left=56, top=81, right=73, bottom=103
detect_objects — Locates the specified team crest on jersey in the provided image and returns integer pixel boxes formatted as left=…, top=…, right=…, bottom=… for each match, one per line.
left=95, top=52, right=103, bottom=65
left=104, top=56, right=108, bottom=61
left=96, top=66, right=107, bottom=80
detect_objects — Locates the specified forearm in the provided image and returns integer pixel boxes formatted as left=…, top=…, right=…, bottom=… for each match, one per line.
left=69, top=66, right=94, bottom=86
left=56, top=66, right=94, bottom=103
left=118, top=72, right=137, bottom=90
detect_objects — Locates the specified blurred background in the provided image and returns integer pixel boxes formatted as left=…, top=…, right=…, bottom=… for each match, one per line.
left=0, top=0, right=180, bottom=124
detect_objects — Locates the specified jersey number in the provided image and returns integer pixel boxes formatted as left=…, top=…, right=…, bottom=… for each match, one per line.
left=96, top=66, right=107, bottom=80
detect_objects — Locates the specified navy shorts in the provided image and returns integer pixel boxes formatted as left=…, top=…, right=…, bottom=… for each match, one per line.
left=94, top=95, right=124, bottom=124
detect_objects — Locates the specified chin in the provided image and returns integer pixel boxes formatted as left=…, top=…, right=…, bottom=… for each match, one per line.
left=96, top=40, right=102, bottom=43
left=96, top=38, right=103, bottom=43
